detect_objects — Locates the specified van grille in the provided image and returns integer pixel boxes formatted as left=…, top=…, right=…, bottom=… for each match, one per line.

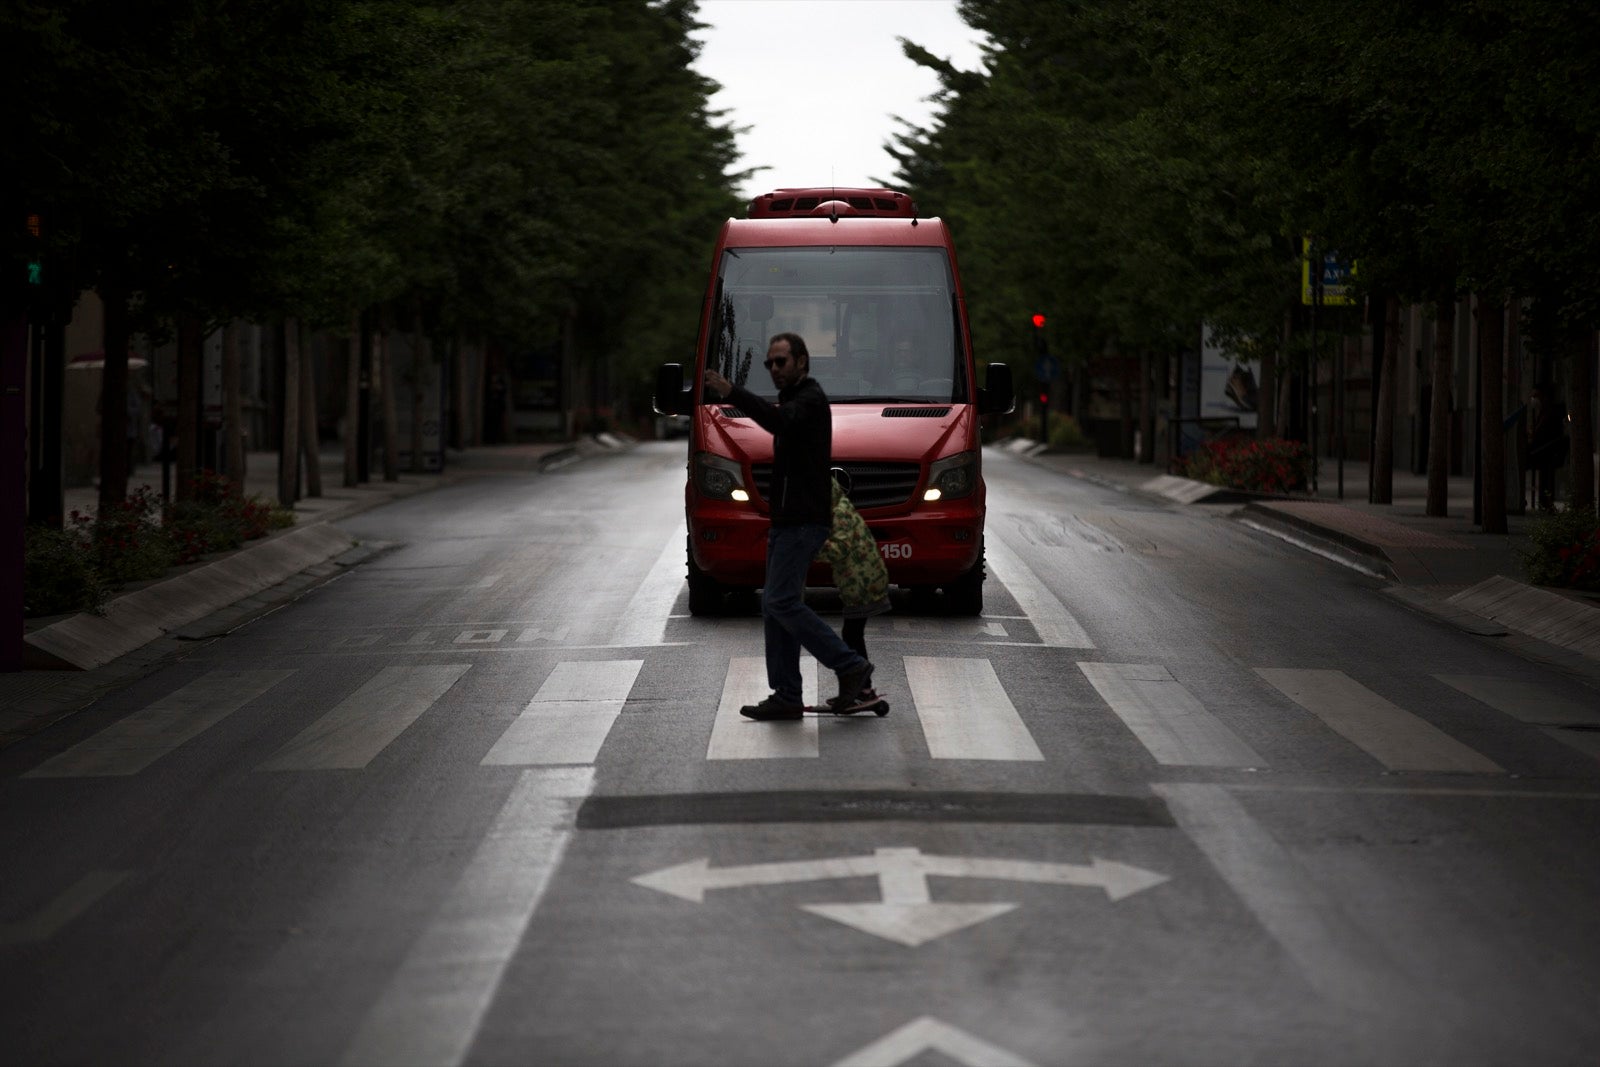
left=882, top=407, right=951, bottom=418
left=752, top=462, right=921, bottom=510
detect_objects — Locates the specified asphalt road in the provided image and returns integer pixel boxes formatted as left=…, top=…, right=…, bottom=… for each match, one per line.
left=2, top=441, right=1597, bottom=1066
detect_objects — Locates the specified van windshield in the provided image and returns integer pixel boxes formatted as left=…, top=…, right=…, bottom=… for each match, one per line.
left=705, top=247, right=966, bottom=404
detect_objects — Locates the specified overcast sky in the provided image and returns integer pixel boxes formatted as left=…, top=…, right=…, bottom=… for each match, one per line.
left=691, top=1, right=989, bottom=202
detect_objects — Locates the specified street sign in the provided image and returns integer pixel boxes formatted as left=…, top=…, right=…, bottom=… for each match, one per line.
left=634, top=845, right=1169, bottom=947
left=1301, top=238, right=1356, bottom=306
left=1034, top=354, right=1060, bottom=381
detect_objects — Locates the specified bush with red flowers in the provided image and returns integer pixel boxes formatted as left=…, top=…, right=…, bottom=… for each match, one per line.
left=1520, top=506, right=1600, bottom=591
left=23, top=471, right=296, bottom=617
left=1181, top=435, right=1310, bottom=494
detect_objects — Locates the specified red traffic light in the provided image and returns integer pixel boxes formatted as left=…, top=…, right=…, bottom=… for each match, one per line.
left=1031, top=314, right=1046, bottom=329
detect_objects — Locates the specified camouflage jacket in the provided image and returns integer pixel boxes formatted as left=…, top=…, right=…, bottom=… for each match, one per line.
left=815, top=480, right=890, bottom=618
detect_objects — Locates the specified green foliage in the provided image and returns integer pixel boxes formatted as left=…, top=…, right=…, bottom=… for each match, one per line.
left=23, top=473, right=297, bottom=617
left=4, top=0, right=742, bottom=419
left=1519, top=507, right=1600, bottom=591
left=1182, top=436, right=1310, bottom=494
left=23, top=526, right=108, bottom=618
left=1046, top=412, right=1089, bottom=450
left=889, top=0, right=1600, bottom=384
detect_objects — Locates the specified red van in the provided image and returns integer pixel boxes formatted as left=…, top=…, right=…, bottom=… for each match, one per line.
left=655, top=187, right=1013, bottom=615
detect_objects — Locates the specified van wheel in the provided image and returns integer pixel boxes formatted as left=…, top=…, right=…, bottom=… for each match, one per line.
left=944, top=545, right=984, bottom=616
left=687, top=548, right=724, bottom=616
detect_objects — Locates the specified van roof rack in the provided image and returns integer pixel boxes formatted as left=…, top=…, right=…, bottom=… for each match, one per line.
left=747, top=187, right=918, bottom=219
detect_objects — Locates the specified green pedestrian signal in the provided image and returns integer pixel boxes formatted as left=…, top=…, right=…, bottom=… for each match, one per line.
left=27, top=260, right=42, bottom=285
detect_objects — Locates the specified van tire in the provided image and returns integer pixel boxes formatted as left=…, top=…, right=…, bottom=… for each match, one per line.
left=944, top=544, right=984, bottom=616
left=687, top=545, right=724, bottom=616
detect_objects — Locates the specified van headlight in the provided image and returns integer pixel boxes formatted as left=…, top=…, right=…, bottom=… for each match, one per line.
left=694, top=452, right=748, bottom=501
left=925, top=450, right=977, bottom=501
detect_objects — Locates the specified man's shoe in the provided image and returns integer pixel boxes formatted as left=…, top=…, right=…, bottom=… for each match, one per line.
left=740, top=694, right=805, bottom=721
left=834, top=661, right=874, bottom=709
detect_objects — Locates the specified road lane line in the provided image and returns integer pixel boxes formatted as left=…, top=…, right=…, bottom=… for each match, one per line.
left=905, top=657, right=1044, bottom=761
left=706, top=656, right=818, bottom=759
left=339, top=767, right=592, bottom=1067
left=259, top=664, right=471, bottom=771
left=1154, top=783, right=1400, bottom=1012
left=1078, top=662, right=1264, bottom=767
left=610, top=523, right=687, bottom=647
left=983, top=534, right=1095, bottom=648
left=27, top=670, right=295, bottom=778
left=1256, top=668, right=1502, bottom=774
left=480, top=660, right=643, bottom=766
left=0, top=869, right=131, bottom=946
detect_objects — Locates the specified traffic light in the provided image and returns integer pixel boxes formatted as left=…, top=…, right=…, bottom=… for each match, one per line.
left=1030, top=313, right=1048, bottom=357
left=1031, top=313, right=1046, bottom=329
left=24, top=212, right=42, bottom=287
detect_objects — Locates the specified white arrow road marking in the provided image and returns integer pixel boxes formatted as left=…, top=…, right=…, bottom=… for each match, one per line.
left=0, top=869, right=131, bottom=946
left=633, top=846, right=1168, bottom=945
left=831, top=1016, right=1038, bottom=1067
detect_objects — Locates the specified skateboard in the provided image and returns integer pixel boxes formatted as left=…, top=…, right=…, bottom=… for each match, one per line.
left=815, top=693, right=891, bottom=717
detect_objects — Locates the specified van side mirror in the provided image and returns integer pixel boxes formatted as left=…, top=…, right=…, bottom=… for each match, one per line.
left=981, top=362, right=1014, bottom=415
left=654, top=363, right=690, bottom=416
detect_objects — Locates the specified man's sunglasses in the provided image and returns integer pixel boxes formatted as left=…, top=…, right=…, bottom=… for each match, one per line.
left=763, top=356, right=790, bottom=370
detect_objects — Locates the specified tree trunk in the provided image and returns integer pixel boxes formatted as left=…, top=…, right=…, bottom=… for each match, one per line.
left=1426, top=296, right=1455, bottom=516
left=176, top=314, right=202, bottom=501
left=378, top=320, right=400, bottom=482
left=1571, top=329, right=1595, bottom=513
left=95, top=281, right=131, bottom=513
left=298, top=323, right=322, bottom=497
left=279, top=318, right=300, bottom=507
left=410, top=326, right=428, bottom=473
left=1477, top=296, right=1506, bottom=533
left=1137, top=350, right=1154, bottom=464
left=1372, top=296, right=1400, bottom=504
left=221, top=320, right=245, bottom=494
left=450, top=332, right=466, bottom=450
left=343, top=312, right=360, bottom=488
left=1259, top=327, right=1278, bottom=440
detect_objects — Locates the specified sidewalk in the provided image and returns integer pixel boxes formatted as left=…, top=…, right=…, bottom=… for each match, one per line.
left=2, top=435, right=632, bottom=746
left=1006, top=439, right=1600, bottom=672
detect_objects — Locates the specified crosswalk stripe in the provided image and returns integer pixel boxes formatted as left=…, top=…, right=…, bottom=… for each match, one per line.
left=984, top=534, right=1095, bottom=648
left=905, top=656, right=1044, bottom=761
left=26, top=670, right=296, bottom=778
left=480, top=660, right=643, bottom=766
left=1257, top=668, right=1502, bottom=774
left=706, top=656, right=819, bottom=759
left=1078, top=662, right=1264, bottom=767
left=1434, top=674, right=1600, bottom=727
left=259, top=664, right=472, bottom=772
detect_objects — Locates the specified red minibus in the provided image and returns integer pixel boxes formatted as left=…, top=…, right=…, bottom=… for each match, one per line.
left=655, top=187, right=1012, bottom=615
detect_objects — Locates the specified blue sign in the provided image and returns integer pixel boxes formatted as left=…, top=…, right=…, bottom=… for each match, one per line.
left=1035, top=355, right=1060, bottom=381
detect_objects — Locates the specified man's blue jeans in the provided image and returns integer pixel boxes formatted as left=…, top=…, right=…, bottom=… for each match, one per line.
left=764, top=524, right=866, bottom=704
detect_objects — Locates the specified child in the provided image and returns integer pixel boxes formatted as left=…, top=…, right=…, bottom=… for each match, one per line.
left=814, top=475, right=890, bottom=714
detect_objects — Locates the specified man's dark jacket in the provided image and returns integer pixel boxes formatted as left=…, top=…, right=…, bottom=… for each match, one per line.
left=726, top=375, right=832, bottom=527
